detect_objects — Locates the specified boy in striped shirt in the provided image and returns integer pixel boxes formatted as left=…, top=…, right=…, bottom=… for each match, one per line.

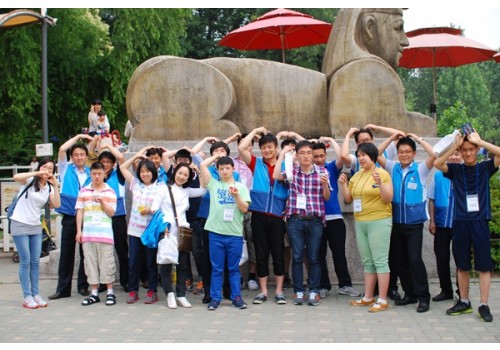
left=76, top=162, right=117, bottom=306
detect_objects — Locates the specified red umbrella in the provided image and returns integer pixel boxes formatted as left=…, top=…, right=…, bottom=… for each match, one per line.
left=494, top=52, right=500, bottom=63
left=399, top=27, right=497, bottom=121
left=218, top=8, right=332, bottom=63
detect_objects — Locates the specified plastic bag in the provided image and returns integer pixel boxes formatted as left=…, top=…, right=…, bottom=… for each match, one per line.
left=239, top=240, right=248, bottom=266
left=157, top=234, right=179, bottom=265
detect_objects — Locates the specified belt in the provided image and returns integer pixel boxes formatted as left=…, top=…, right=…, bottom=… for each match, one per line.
left=290, top=214, right=318, bottom=221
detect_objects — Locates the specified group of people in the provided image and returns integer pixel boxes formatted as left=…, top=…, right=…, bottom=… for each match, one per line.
left=9, top=123, right=499, bottom=322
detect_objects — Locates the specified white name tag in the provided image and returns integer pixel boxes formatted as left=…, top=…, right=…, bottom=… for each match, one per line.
left=466, top=194, right=479, bottom=212
left=297, top=194, right=307, bottom=210
left=407, top=182, right=418, bottom=190
left=223, top=208, right=234, bottom=221
left=353, top=198, right=362, bottom=213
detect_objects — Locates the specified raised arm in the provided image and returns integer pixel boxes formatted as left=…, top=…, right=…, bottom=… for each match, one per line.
left=191, top=136, right=220, bottom=156
left=120, top=152, right=148, bottom=183
left=273, top=145, right=293, bottom=181
left=407, top=133, right=436, bottom=170
left=319, top=136, right=343, bottom=168
left=340, top=128, right=358, bottom=168
left=238, top=127, right=268, bottom=165
left=364, top=124, right=404, bottom=138
left=434, top=133, right=463, bottom=173
left=468, top=132, right=500, bottom=168
left=223, top=132, right=242, bottom=145
left=58, top=134, right=94, bottom=162
left=200, top=154, right=219, bottom=188
left=100, top=140, right=125, bottom=165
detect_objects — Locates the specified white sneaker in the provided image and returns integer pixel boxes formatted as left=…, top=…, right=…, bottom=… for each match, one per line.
left=319, top=288, right=330, bottom=298
left=176, top=296, right=192, bottom=308
left=247, top=279, right=259, bottom=291
left=167, top=292, right=177, bottom=309
left=33, top=295, right=48, bottom=307
left=23, top=296, right=38, bottom=309
left=339, top=286, right=362, bottom=297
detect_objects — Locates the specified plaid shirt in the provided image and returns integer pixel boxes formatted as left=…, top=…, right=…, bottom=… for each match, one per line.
left=283, top=164, right=329, bottom=223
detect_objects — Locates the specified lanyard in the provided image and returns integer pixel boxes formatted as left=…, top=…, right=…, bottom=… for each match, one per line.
left=352, top=170, right=373, bottom=198
left=462, top=163, right=479, bottom=196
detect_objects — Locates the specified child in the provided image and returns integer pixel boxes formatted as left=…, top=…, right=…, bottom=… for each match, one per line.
left=75, top=162, right=117, bottom=306
left=200, top=155, right=251, bottom=310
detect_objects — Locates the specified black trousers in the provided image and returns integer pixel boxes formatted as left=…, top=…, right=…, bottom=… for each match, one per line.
left=319, top=219, right=353, bottom=289
left=112, top=216, right=129, bottom=287
left=159, top=251, right=190, bottom=297
left=434, top=226, right=454, bottom=295
left=55, top=215, right=88, bottom=296
left=391, top=223, right=430, bottom=301
left=252, top=212, right=286, bottom=278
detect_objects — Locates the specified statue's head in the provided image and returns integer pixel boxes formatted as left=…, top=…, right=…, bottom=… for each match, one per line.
left=359, top=9, right=409, bottom=69
left=322, top=8, right=409, bottom=77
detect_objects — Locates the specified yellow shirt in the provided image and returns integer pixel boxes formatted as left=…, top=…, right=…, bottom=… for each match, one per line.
left=348, top=167, right=392, bottom=221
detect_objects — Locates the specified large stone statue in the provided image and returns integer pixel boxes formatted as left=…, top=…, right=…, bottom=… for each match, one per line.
left=322, top=8, right=435, bottom=137
left=126, top=8, right=435, bottom=142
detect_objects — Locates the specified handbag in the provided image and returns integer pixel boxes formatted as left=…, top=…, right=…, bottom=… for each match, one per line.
left=167, top=185, right=193, bottom=253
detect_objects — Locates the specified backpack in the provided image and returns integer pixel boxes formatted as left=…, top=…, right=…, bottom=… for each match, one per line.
left=5, top=180, right=52, bottom=233
left=5, top=180, right=40, bottom=233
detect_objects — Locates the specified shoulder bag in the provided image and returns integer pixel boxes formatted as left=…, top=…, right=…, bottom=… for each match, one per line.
left=167, top=185, right=193, bottom=253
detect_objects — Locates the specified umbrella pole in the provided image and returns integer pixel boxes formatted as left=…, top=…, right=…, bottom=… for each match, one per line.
left=280, top=29, right=285, bottom=63
left=432, top=50, right=437, bottom=123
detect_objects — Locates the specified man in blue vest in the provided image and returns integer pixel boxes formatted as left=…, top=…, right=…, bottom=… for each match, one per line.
left=434, top=131, right=500, bottom=322
left=378, top=132, right=436, bottom=313
left=49, top=134, right=93, bottom=299
left=238, top=127, right=289, bottom=305
left=427, top=149, right=462, bottom=302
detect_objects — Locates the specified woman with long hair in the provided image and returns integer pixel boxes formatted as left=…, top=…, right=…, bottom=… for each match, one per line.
left=11, top=157, right=60, bottom=309
left=152, top=162, right=206, bottom=309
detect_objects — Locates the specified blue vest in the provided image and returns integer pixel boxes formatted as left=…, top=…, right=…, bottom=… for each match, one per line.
left=158, top=165, right=168, bottom=184
left=56, top=164, right=91, bottom=216
left=105, top=168, right=126, bottom=216
left=391, top=162, right=428, bottom=224
left=433, top=171, right=454, bottom=228
left=249, top=158, right=289, bottom=217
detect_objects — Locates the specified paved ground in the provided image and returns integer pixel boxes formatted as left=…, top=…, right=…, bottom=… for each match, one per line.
left=0, top=254, right=499, bottom=344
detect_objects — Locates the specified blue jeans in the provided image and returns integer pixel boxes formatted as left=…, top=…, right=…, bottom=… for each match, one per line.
left=13, top=234, right=42, bottom=297
left=128, top=236, right=158, bottom=292
left=208, top=232, right=242, bottom=302
left=287, top=215, right=323, bottom=293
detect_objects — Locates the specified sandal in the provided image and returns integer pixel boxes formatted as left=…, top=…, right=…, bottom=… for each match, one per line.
left=105, top=294, right=116, bottom=306
left=81, top=295, right=100, bottom=306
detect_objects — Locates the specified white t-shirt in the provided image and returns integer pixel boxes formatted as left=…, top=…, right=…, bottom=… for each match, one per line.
left=127, top=178, right=164, bottom=238
left=11, top=178, right=52, bottom=226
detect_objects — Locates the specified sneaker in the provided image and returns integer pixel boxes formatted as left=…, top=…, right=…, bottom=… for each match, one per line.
left=339, top=286, right=361, bottom=297
left=167, top=292, right=177, bottom=309
left=193, top=281, right=204, bottom=295
left=275, top=294, right=287, bottom=304
left=247, top=279, right=259, bottom=291
left=176, top=296, right=192, bottom=308
left=33, top=295, right=48, bottom=308
left=186, top=278, right=194, bottom=293
left=23, top=296, right=38, bottom=309
left=308, top=292, right=321, bottom=306
left=232, top=296, right=247, bottom=309
left=319, top=288, right=330, bottom=299
left=446, top=300, right=473, bottom=316
left=144, top=290, right=158, bottom=304
left=283, top=275, right=292, bottom=289
left=369, top=302, right=389, bottom=313
left=478, top=305, right=493, bottom=322
left=208, top=299, right=220, bottom=310
left=126, top=291, right=139, bottom=304
left=252, top=293, right=267, bottom=304
left=293, top=292, right=305, bottom=305
left=350, top=297, right=375, bottom=306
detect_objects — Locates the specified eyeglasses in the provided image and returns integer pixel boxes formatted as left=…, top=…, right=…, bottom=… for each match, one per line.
left=297, top=151, right=313, bottom=156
